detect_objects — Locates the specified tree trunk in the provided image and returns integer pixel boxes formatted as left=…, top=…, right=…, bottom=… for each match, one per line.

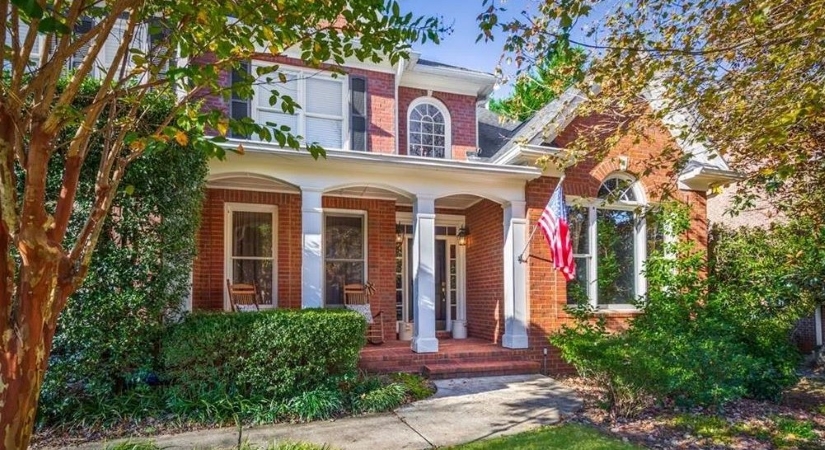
left=0, top=263, right=64, bottom=450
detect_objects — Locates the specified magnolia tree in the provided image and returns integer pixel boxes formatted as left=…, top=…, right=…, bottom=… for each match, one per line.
left=0, top=0, right=441, bottom=446
left=479, top=0, right=824, bottom=216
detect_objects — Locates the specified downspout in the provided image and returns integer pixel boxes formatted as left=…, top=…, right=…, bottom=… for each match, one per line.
left=816, top=305, right=823, bottom=347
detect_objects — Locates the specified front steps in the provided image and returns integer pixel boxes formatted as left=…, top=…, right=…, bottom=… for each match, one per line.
left=359, top=337, right=542, bottom=379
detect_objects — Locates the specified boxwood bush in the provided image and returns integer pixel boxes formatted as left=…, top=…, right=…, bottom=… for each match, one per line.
left=162, top=309, right=367, bottom=402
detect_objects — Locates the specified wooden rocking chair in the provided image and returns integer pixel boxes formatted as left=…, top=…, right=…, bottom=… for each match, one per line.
left=226, top=279, right=260, bottom=312
left=344, top=282, right=385, bottom=345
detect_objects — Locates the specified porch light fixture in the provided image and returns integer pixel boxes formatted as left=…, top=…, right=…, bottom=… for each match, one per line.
left=396, top=223, right=405, bottom=244
left=457, top=225, right=470, bottom=246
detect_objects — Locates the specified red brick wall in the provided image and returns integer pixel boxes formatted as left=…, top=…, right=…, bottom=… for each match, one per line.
left=525, top=115, right=712, bottom=373
left=193, top=191, right=398, bottom=341
left=193, top=189, right=302, bottom=310
left=201, top=54, right=396, bottom=153
left=398, top=87, right=478, bottom=160
left=464, top=199, right=504, bottom=342
left=323, top=196, right=398, bottom=341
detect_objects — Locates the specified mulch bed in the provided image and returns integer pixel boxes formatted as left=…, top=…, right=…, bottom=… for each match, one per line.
left=559, top=369, right=825, bottom=449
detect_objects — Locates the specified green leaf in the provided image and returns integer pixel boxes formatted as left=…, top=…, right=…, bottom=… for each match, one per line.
left=38, top=17, right=71, bottom=34
left=11, top=0, right=43, bottom=19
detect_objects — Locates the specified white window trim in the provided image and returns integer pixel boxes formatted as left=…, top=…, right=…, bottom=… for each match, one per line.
left=250, top=63, right=350, bottom=151
left=407, top=96, right=452, bottom=159
left=224, top=202, right=278, bottom=311
left=567, top=176, right=651, bottom=311
left=323, top=209, right=368, bottom=307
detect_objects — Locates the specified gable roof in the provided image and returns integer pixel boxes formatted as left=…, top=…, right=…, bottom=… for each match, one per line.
left=482, top=86, right=739, bottom=191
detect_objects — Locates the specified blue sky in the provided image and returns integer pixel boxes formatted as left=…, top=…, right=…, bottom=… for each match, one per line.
left=397, top=0, right=608, bottom=97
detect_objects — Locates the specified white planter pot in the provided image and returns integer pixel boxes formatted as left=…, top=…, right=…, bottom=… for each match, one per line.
left=398, top=322, right=413, bottom=341
left=452, top=320, right=467, bottom=339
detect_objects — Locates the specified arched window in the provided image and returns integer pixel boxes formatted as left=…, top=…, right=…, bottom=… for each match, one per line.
left=408, top=98, right=451, bottom=158
left=566, top=174, right=656, bottom=309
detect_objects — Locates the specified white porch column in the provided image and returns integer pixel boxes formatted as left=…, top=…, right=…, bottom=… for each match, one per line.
left=816, top=305, right=823, bottom=347
left=411, top=194, right=438, bottom=353
left=502, top=201, right=529, bottom=349
left=301, top=187, right=324, bottom=308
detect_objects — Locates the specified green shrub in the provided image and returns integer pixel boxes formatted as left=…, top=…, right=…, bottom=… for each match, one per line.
left=551, top=203, right=812, bottom=416
left=38, top=89, right=208, bottom=427
left=162, top=309, right=366, bottom=403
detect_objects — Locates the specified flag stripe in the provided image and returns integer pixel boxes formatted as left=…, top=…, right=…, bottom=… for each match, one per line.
left=538, top=184, right=576, bottom=281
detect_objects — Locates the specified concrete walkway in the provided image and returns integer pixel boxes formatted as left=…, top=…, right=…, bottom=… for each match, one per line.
left=79, top=374, right=581, bottom=450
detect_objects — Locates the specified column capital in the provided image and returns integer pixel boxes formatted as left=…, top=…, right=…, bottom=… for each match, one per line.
left=301, top=186, right=325, bottom=194
left=503, top=200, right=527, bottom=218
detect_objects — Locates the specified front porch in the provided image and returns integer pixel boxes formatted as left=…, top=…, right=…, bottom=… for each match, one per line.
left=192, top=150, right=538, bottom=354
left=359, top=337, right=541, bottom=378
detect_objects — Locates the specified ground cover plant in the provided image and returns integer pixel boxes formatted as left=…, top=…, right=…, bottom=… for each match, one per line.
left=447, top=424, right=641, bottom=450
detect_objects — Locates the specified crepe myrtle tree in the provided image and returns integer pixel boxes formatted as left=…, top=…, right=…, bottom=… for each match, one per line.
left=0, top=0, right=443, bottom=446
left=478, top=0, right=824, bottom=218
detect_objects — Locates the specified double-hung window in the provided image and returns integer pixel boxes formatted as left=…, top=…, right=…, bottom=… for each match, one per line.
left=250, top=67, right=348, bottom=150
left=566, top=175, right=663, bottom=309
left=225, top=203, right=277, bottom=308
left=324, top=212, right=367, bottom=306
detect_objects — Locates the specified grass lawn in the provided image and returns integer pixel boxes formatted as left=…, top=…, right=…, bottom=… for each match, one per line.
left=448, top=423, right=641, bottom=450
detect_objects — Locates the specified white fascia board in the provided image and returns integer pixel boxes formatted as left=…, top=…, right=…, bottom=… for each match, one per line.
left=220, top=139, right=541, bottom=181
left=677, top=165, right=742, bottom=191
left=491, top=143, right=565, bottom=173
left=400, top=70, right=496, bottom=98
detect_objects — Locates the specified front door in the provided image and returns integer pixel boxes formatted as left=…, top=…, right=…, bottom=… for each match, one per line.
left=397, top=234, right=463, bottom=331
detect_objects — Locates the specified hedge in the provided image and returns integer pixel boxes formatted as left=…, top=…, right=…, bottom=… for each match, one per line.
left=162, top=309, right=367, bottom=402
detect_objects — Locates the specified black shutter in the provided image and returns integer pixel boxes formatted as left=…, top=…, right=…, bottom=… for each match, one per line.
left=229, top=61, right=251, bottom=139
left=70, top=17, right=94, bottom=70
left=350, top=76, right=368, bottom=152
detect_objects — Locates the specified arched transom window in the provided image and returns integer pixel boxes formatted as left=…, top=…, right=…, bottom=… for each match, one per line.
left=566, top=174, right=663, bottom=310
left=408, top=99, right=450, bottom=158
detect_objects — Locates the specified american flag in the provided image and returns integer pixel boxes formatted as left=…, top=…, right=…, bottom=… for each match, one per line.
left=538, top=185, right=576, bottom=281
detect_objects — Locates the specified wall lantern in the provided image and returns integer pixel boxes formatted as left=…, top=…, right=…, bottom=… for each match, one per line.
left=457, top=225, right=470, bottom=246
left=396, top=223, right=405, bottom=244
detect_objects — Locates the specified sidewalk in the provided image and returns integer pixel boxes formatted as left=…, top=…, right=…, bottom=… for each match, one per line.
left=79, top=374, right=582, bottom=450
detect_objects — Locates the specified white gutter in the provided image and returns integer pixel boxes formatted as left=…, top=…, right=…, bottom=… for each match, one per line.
left=491, top=143, right=566, bottom=166
left=221, top=139, right=542, bottom=179
left=677, top=165, right=742, bottom=191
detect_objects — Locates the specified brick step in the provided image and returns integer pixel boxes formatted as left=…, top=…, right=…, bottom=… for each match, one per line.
left=422, top=360, right=541, bottom=379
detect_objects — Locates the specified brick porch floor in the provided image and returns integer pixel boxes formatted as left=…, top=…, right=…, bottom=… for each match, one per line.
left=359, top=337, right=542, bottom=378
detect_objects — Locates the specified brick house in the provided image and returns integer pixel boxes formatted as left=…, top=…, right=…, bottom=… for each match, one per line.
left=191, top=49, right=739, bottom=375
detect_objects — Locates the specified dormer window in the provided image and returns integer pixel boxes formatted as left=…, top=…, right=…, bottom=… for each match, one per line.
left=408, top=98, right=451, bottom=159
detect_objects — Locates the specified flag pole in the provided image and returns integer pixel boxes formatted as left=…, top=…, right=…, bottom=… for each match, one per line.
left=517, top=175, right=565, bottom=264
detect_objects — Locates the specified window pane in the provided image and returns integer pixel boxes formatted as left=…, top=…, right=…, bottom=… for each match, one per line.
left=258, top=73, right=298, bottom=109
left=566, top=256, right=590, bottom=305
left=325, top=261, right=364, bottom=305
left=258, top=109, right=297, bottom=136
left=232, top=211, right=272, bottom=257
left=567, top=205, right=589, bottom=255
left=596, top=209, right=636, bottom=305
left=325, top=215, right=364, bottom=259
left=646, top=210, right=666, bottom=257
left=306, top=117, right=343, bottom=149
left=306, top=78, right=343, bottom=116
left=232, top=259, right=273, bottom=304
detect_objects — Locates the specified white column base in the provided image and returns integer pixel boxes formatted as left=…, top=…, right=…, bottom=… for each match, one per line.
left=411, top=336, right=439, bottom=353
left=502, top=333, right=529, bottom=349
